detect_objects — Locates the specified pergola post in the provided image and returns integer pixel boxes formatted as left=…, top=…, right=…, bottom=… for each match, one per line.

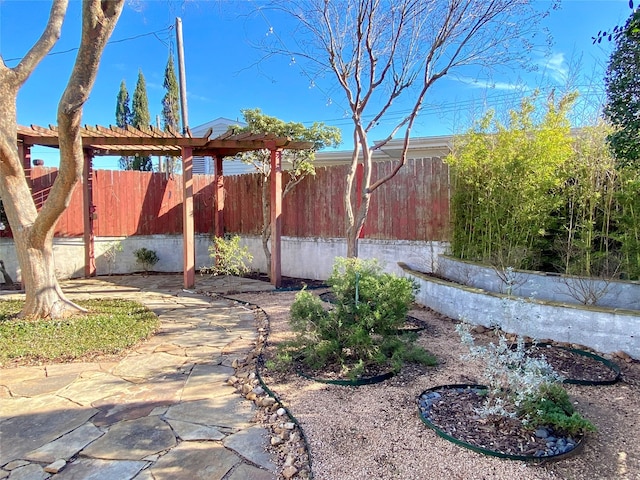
left=269, top=145, right=282, bottom=288
left=83, top=149, right=96, bottom=277
left=214, top=155, right=224, bottom=238
left=182, top=147, right=195, bottom=289
left=17, top=143, right=32, bottom=189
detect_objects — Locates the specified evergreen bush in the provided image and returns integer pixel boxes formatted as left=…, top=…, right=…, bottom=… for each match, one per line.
left=133, top=247, right=159, bottom=274
left=280, top=258, right=435, bottom=379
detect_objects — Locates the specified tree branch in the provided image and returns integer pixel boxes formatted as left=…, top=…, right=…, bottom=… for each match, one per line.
left=33, top=0, right=124, bottom=240
left=13, top=0, right=68, bottom=86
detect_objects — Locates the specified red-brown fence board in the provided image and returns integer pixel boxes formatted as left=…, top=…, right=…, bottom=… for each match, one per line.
left=4, top=159, right=449, bottom=242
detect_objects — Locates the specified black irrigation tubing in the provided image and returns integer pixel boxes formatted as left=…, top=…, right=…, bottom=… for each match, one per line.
left=295, top=369, right=394, bottom=386
left=216, top=293, right=316, bottom=480
left=417, top=384, right=586, bottom=462
left=536, top=343, right=622, bottom=386
left=275, top=283, right=328, bottom=292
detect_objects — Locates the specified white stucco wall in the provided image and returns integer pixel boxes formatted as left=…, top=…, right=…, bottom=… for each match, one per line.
left=239, top=236, right=447, bottom=280
left=0, top=235, right=446, bottom=282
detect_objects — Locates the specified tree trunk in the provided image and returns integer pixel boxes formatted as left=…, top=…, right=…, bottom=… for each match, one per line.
left=0, top=0, right=123, bottom=319
left=345, top=127, right=373, bottom=258
left=260, top=174, right=272, bottom=275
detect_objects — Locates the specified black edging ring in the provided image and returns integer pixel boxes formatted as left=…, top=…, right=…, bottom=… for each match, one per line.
left=417, top=384, right=585, bottom=462
left=535, top=343, right=621, bottom=386
left=218, top=294, right=316, bottom=480
left=296, top=369, right=394, bottom=386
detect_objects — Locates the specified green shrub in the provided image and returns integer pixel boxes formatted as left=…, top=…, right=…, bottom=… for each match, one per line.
left=282, top=257, right=435, bottom=379
left=518, top=383, right=596, bottom=436
left=133, top=247, right=159, bottom=273
left=203, top=235, right=253, bottom=277
left=457, top=323, right=595, bottom=437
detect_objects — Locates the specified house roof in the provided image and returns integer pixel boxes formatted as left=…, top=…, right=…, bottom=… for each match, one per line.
left=314, top=135, right=453, bottom=166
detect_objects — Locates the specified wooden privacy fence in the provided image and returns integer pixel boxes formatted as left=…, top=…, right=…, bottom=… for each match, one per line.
left=4, top=158, right=450, bottom=241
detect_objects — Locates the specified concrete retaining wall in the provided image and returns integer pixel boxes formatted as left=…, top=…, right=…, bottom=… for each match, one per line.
left=401, top=263, right=640, bottom=359
left=0, top=235, right=447, bottom=282
left=435, top=255, right=639, bottom=311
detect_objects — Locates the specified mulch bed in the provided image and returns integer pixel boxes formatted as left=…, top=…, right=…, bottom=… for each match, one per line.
left=532, top=344, right=620, bottom=384
left=420, top=386, right=582, bottom=459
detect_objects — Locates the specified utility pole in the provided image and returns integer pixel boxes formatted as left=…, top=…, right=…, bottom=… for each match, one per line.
left=156, top=114, right=164, bottom=172
left=176, top=17, right=189, bottom=135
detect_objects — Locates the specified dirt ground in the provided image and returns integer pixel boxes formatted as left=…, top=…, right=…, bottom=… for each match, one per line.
left=228, top=289, right=640, bottom=480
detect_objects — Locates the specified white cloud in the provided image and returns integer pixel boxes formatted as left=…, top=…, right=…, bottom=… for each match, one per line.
left=453, top=76, right=527, bottom=91
left=537, top=52, right=569, bottom=84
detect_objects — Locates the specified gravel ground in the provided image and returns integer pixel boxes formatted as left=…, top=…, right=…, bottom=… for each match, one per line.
left=228, top=290, right=640, bottom=480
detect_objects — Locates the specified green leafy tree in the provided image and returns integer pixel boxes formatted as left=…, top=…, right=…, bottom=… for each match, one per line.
left=161, top=52, right=180, bottom=173
left=115, top=80, right=133, bottom=170
left=604, top=8, right=640, bottom=167
left=234, top=108, right=341, bottom=273
left=592, top=1, right=639, bottom=43
left=131, top=69, right=152, bottom=171
left=447, top=96, right=639, bottom=280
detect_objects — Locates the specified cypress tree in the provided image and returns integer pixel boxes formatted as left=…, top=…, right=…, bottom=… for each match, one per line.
left=162, top=52, right=181, bottom=173
left=115, top=80, right=132, bottom=169
left=131, top=69, right=152, bottom=171
left=162, top=52, right=180, bottom=131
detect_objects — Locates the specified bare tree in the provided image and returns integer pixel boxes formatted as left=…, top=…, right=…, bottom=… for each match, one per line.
left=0, top=0, right=123, bottom=318
left=265, top=0, right=554, bottom=257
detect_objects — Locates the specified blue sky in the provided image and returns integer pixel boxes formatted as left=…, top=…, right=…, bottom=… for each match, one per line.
left=0, top=0, right=633, bottom=169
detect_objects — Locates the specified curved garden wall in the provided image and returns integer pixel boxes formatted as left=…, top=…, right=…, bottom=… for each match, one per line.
left=400, top=262, right=640, bottom=359
left=436, top=255, right=639, bottom=311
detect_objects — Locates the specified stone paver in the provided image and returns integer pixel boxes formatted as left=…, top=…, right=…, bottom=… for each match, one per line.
left=53, top=458, right=147, bottom=480
left=25, top=424, right=103, bottom=463
left=0, top=396, right=97, bottom=466
left=148, top=441, right=240, bottom=480
left=82, top=417, right=176, bottom=460
left=0, top=275, right=277, bottom=479
left=224, top=425, right=278, bottom=472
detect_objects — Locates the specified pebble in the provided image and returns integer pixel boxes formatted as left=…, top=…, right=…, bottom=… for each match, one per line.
left=271, top=436, right=284, bottom=446
left=44, top=460, right=66, bottom=474
left=282, top=466, right=299, bottom=479
left=253, top=386, right=265, bottom=395
left=283, top=422, right=295, bottom=430
left=534, top=428, right=549, bottom=439
left=277, top=407, right=287, bottom=416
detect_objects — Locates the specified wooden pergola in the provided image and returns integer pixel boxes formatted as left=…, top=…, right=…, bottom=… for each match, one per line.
left=17, top=124, right=313, bottom=288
